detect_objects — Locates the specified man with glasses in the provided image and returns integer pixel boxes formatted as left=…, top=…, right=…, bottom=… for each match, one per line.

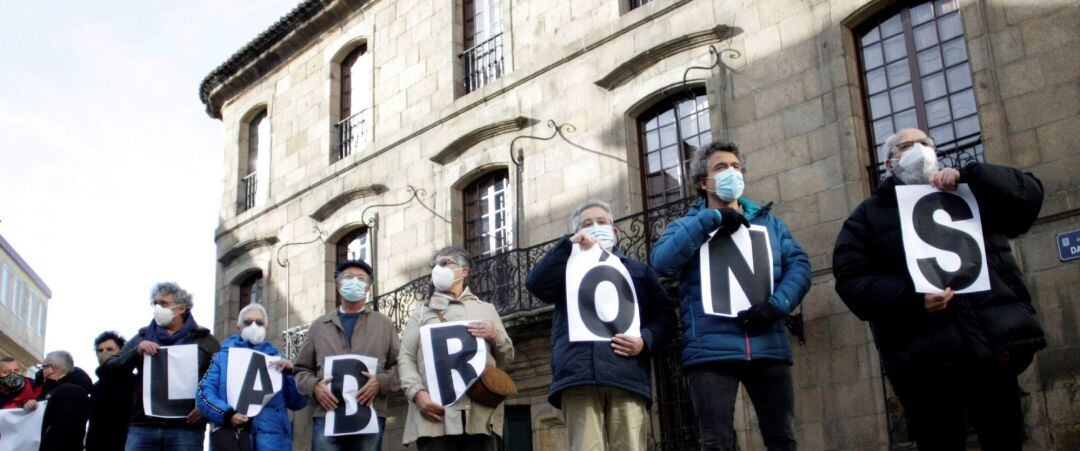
left=833, top=127, right=1046, bottom=449
left=36, top=350, right=93, bottom=450
left=295, top=259, right=401, bottom=451
left=101, top=282, right=221, bottom=450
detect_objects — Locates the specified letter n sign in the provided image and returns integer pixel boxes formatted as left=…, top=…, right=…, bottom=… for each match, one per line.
left=699, top=224, right=774, bottom=317
left=896, top=184, right=990, bottom=293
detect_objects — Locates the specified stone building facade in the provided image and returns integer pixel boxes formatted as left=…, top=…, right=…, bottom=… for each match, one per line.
left=0, top=233, right=50, bottom=368
left=200, top=0, right=1080, bottom=449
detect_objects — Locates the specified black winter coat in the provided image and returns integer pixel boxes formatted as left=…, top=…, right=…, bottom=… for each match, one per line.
left=832, top=163, right=1046, bottom=385
left=86, top=364, right=137, bottom=451
left=38, top=367, right=92, bottom=451
left=525, top=235, right=677, bottom=408
left=100, top=320, right=220, bottom=429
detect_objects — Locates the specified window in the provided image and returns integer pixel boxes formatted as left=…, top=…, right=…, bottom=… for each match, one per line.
left=337, top=45, right=370, bottom=161
left=240, top=109, right=268, bottom=213
left=14, top=278, right=23, bottom=318
left=639, top=90, right=712, bottom=209
left=461, top=0, right=504, bottom=93
left=36, top=300, right=45, bottom=336
left=0, top=263, right=8, bottom=305
left=629, top=0, right=651, bottom=10
left=336, top=228, right=371, bottom=264
left=238, top=271, right=263, bottom=312
left=464, top=170, right=512, bottom=257
left=499, top=405, right=533, bottom=451
left=25, top=294, right=35, bottom=327
left=856, top=0, right=983, bottom=180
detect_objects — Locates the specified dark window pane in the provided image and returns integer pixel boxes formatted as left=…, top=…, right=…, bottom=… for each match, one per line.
left=891, top=84, right=915, bottom=111
left=867, top=68, right=888, bottom=94
left=911, top=3, right=935, bottom=25
left=860, top=27, right=881, bottom=46
left=938, top=13, right=963, bottom=41
left=894, top=108, right=918, bottom=130
left=926, top=97, right=952, bottom=126
left=914, top=22, right=938, bottom=50
left=954, top=114, right=980, bottom=138
left=941, top=37, right=968, bottom=67
left=883, top=34, right=907, bottom=62
left=918, top=48, right=943, bottom=75
left=945, top=63, right=972, bottom=91
left=886, top=60, right=911, bottom=86
left=870, top=92, right=892, bottom=119
left=880, top=14, right=903, bottom=38
left=922, top=72, right=948, bottom=100
left=950, top=89, right=977, bottom=118
left=863, top=43, right=884, bottom=69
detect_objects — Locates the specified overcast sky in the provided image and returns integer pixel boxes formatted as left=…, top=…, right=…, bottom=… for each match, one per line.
left=0, top=1, right=299, bottom=377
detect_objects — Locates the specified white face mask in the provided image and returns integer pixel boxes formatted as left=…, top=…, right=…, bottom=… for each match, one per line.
left=240, top=323, right=267, bottom=344
left=893, top=143, right=938, bottom=184
left=153, top=304, right=177, bottom=327
left=431, top=264, right=462, bottom=291
left=584, top=224, right=617, bottom=251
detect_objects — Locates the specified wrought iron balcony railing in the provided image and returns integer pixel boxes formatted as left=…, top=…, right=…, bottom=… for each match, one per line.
left=240, top=172, right=257, bottom=212
left=336, top=108, right=370, bottom=161
left=460, top=33, right=504, bottom=94
left=866, top=133, right=985, bottom=188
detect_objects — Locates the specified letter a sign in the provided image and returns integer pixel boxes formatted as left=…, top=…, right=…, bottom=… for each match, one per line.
left=896, top=184, right=990, bottom=294
left=420, top=321, right=487, bottom=407
left=699, top=224, right=774, bottom=317
left=565, top=244, right=640, bottom=341
left=226, top=348, right=283, bottom=417
left=143, top=344, right=198, bottom=418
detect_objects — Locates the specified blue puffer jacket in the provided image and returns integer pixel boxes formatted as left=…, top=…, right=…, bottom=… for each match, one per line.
left=197, top=335, right=308, bottom=451
left=526, top=235, right=677, bottom=408
left=651, top=198, right=811, bottom=367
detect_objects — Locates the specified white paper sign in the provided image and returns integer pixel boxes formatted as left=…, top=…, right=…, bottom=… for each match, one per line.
left=323, top=355, right=380, bottom=436
left=420, top=321, right=488, bottom=407
left=699, top=224, right=774, bottom=317
left=143, top=344, right=199, bottom=418
left=226, top=348, right=284, bottom=417
left=896, top=184, right=990, bottom=294
left=0, top=402, right=46, bottom=451
left=565, top=244, right=641, bottom=341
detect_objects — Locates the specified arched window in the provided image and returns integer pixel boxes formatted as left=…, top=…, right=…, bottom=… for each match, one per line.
left=336, top=228, right=371, bottom=264
left=638, top=89, right=712, bottom=209
left=463, top=169, right=512, bottom=257
left=240, top=109, right=268, bottom=212
left=856, top=0, right=983, bottom=181
left=338, top=45, right=369, bottom=160
left=238, top=271, right=263, bottom=312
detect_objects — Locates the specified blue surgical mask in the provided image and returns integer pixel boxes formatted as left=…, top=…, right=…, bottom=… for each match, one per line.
left=339, top=278, right=368, bottom=303
left=584, top=224, right=617, bottom=251
left=712, top=168, right=744, bottom=202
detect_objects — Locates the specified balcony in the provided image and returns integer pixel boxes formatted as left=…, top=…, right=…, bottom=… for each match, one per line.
left=460, top=33, right=504, bottom=94
left=866, top=133, right=985, bottom=188
left=239, top=172, right=257, bottom=213
left=336, top=108, right=370, bottom=161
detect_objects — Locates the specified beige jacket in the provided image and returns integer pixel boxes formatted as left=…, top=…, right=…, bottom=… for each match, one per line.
left=294, top=306, right=401, bottom=418
left=398, top=288, right=515, bottom=444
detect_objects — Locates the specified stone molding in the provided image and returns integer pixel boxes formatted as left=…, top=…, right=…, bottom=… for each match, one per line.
left=218, top=237, right=280, bottom=266
left=309, top=184, right=389, bottom=221
left=594, top=24, right=731, bottom=91
left=430, top=117, right=530, bottom=164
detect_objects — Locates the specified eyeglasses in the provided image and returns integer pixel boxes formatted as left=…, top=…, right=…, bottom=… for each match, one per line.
left=338, top=273, right=370, bottom=283
left=241, top=318, right=266, bottom=327
left=893, top=137, right=935, bottom=154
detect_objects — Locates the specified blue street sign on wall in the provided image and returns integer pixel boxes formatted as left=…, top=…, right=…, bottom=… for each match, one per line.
left=1058, top=229, right=1080, bottom=262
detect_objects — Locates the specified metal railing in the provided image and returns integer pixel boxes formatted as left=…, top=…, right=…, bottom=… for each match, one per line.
left=336, top=108, right=370, bottom=161
left=240, top=172, right=257, bottom=212
left=866, top=133, right=985, bottom=188
left=459, top=33, right=504, bottom=94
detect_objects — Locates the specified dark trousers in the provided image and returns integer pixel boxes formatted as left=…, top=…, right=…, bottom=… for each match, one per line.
left=892, top=364, right=1024, bottom=451
left=686, top=360, right=796, bottom=451
left=416, top=434, right=496, bottom=451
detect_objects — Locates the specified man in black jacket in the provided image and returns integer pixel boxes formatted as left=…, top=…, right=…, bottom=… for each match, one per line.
left=87, top=331, right=135, bottom=451
left=101, top=282, right=220, bottom=450
left=833, top=128, right=1046, bottom=450
left=525, top=199, right=676, bottom=451
left=37, top=350, right=92, bottom=451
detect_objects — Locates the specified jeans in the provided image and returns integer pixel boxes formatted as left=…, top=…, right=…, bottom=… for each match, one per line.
left=892, top=364, right=1024, bottom=451
left=312, top=416, right=386, bottom=451
left=686, top=360, right=796, bottom=451
left=124, top=425, right=205, bottom=451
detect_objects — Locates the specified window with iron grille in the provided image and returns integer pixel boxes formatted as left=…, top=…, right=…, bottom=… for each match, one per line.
left=464, top=170, right=512, bottom=257
left=856, top=0, right=984, bottom=183
left=639, top=89, right=712, bottom=209
left=238, top=271, right=263, bottom=312
left=338, top=44, right=369, bottom=161
left=461, top=0, right=503, bottom=93
left=240, top=109, right=268, bottom=213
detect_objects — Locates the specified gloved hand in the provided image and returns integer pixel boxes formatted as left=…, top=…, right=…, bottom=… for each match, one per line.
left=737, top=302, right=783, bottom=333
left=717, top=208, right=749, bottom=235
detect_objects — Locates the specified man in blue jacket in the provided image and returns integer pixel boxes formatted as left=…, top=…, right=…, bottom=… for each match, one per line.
left=651, top=142, right=811, bottom=451
left=197, top=303, right=307, bottom=451
left=525, top=199, right=676, bottom=451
